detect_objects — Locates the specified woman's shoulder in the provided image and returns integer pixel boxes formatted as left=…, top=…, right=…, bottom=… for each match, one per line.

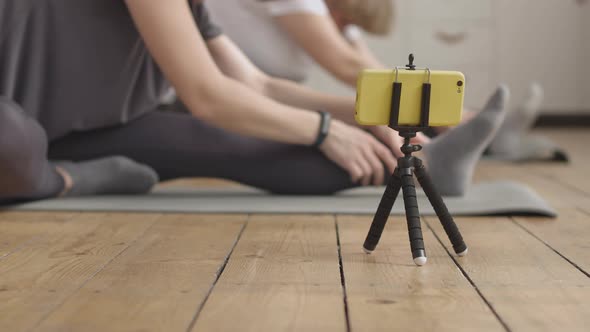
left=261, top=0, right=329, bottom=16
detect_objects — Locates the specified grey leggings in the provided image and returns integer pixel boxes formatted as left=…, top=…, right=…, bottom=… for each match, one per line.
left=0, top=98, right=356, bottom=203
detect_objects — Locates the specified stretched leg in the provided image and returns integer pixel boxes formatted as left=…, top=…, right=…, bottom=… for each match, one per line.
left=422, top=86, right=509, bottom=196
left=48, top=111, right=357, bottom=195
left=0, top=97, right=64, bottom=203
left=489, top=83, right=544, bottom=157
left=0, top=97, right=158, bottom=204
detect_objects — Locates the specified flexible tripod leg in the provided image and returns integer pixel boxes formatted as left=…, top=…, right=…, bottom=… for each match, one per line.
left=400, top=169, right=427, bottom=266
left=414, top=161, right=468, bottom=256
left=363, top=168, right=402, bottom=253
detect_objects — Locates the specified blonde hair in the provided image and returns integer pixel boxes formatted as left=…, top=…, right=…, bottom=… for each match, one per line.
left=328, top=0, right=394, bottom=35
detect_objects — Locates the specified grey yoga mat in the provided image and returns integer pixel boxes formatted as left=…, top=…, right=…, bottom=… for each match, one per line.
left=8, top=181, right=556, bottom=217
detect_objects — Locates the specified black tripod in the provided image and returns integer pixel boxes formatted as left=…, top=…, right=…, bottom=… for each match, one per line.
left=362, top=129, right=468, bottom=265
left=362, top=54, right=468, bottom=265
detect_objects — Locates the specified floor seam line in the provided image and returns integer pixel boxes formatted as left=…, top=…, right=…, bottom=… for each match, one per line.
left=0, top=234, right=44, bottom=262
left=423, top=217, right=512, bottom=332
left=335, top=215, right=352, bottom=332
left=511, top=218, right=590, bottom=279
left=185, top=214, right=249, bottom=332
left=28, top=213, right=162, bottom=332
left=578, top=207, right=590, bottom=217
left=532, top=171, right=590, bottom=197
left=0, top=213, right=82, bottom=263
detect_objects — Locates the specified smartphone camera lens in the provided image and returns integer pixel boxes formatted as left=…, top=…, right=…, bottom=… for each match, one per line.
left=457, top=81, right=464, bottom=87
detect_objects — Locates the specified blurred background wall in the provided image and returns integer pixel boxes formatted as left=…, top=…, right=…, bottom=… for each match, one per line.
left=305, top=0, right=590, bottom=115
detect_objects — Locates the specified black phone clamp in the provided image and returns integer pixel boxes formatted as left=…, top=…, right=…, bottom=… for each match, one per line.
left=389, top=56, right=432, bottom=129
left=362, top=54, right=468, bottom=266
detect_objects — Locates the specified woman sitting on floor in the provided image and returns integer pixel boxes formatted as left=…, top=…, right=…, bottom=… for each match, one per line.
left=0, top=0, right=507, bottom=204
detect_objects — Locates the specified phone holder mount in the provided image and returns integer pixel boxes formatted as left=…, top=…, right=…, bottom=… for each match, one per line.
left=362, top=54, right=468, bottom=266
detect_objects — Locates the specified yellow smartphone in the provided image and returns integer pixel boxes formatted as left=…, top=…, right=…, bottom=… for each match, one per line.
left=355, top=69, right=465, bottom=127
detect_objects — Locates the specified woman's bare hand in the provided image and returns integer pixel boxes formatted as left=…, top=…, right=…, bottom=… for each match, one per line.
left=319, top=120, right=397, bottom=186
left=368, top=125, right=404, bottom=158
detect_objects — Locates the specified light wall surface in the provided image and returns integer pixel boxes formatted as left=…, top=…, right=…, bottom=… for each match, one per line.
left=305, top=0, right=590, bottom=114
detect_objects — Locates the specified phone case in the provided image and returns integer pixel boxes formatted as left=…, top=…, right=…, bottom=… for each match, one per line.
left=355, top=69, right=465, bottom=127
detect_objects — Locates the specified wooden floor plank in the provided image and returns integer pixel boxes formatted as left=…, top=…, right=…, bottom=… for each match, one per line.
left=427, top=216, right=590, bottom=332
left=0, top=212, right=159, bottom=332
left=338, top=215, right=504, bottom=332
left=476, top=160, right=590, bottom=209
left=473, top=129, right=590, bottom=209
left=478, top=129, right=590, bottom=282
left=192, top=215, right=346, bottom=332
left=531, top=129, right=590, bottom=196
left=513, top=208, right=590, bottom=276
left=0, top=212, right=77, bottom=259
left=0, top=128, right=587, bottom=331
left=35, top=214, right=246, bottom=332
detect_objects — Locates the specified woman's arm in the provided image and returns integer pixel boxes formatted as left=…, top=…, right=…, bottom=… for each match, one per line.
left=126, top=0, right=319, bottom=146
left=207, top=34, right=406, bottom=155
left=275, top=13, right=382, bottom=86
left=124, top=0, right=397, bottom=185
left=207, top=35, right=355, bottom=124
left=264, top=77, right=357, bottom=124
left=346, top=31, right=385, bottom=69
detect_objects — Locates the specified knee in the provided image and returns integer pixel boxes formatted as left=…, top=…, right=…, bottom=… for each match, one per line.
left=0, top=98, right=48, bottom=194
left=0, top=97, right=45, bottom=156
left=0, top=106, right=29, bottom=153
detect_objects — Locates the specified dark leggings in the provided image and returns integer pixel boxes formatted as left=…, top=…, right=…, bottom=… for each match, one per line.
left=0, top=98, right=356, bottom=202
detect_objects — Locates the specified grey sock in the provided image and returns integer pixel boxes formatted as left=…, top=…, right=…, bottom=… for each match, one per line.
left=423, top=85, right=509, bottom=196
left=489, top=83, right=544, bottom=157
left=54, top=156, right=159, bottom=196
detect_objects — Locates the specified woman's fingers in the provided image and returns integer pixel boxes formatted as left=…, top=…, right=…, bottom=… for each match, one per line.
left=371, top=126, right=404, bottom=158
left=412, top=132, right=431, bottom=145
left=358, top=134, right=395, bottom=186
left=356, top=154, right=372, bottom=186
left=319, top=120, right=399, bottom=187
left=355, top=133, right=396, bottom=186
left=362, top=147, right=385, bottom=185
left=371, top=138, right=397, bottom=174
left=347, top=162, right=364, bottom=184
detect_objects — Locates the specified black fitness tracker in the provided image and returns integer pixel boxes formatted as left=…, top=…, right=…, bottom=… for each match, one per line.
left=312, top=111, right=331, bottom=148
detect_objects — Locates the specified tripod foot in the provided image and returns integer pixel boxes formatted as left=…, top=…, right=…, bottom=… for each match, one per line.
left=362, top=247, right=374, bottom=255
left=457, top=247, right=468, bottom=257
left=413, top=256, right=427, bottom=266
left=412, top=249, right=427, bottom=266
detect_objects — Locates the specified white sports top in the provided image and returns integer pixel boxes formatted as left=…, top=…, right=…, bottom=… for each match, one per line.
left=207, top=0, right=360, bottom=82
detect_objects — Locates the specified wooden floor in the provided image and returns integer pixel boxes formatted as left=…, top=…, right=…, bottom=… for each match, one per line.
left=1, top=129, right=589, bottom=332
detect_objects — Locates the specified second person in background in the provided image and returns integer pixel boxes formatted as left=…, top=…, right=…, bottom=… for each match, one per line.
left=208, top=0, right=549, bottom=162
left=207, top=0, right=388, bottom=86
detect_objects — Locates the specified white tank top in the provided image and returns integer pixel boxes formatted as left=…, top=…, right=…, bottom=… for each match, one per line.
left=207, top=0, right=329, bottom=82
